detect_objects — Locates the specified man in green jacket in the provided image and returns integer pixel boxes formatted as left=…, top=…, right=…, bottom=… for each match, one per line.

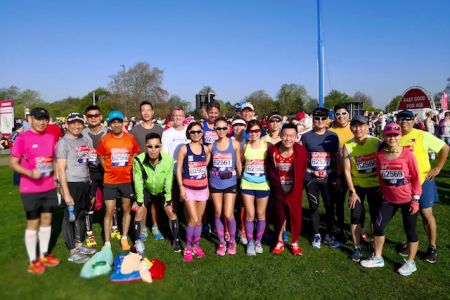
left=132, top=132, right=182, bottom=252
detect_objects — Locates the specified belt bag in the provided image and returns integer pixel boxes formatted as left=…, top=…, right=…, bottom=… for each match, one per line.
left=243, top=172, right=266, bottom=184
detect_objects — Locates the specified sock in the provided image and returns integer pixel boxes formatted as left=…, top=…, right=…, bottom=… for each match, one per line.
left=215, top=217, right=225, bottom=243
left=38, top=226, right=51, bottom=257
left=194, top=225, right=202, bottom=247
left=186, top=225, right=194, bottom=247
left=227, top=219, right=236, bottom=242
left=169, top=219, right=179, bottom=240
left=134, top=221, right=142, bottom=242
left=86, top=210, right=94, bottom=234
left=255, top=220, right=266, bottom=243
left=245, top=220, right=254, bottom=242
left=25, top=229, right=38, bottom=263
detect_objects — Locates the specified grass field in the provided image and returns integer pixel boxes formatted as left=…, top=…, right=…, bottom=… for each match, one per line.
left=0, top=160, right=449, bottom=300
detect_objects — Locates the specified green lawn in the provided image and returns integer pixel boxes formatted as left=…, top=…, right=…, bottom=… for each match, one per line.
left=0, top=161, right=449, bottom=299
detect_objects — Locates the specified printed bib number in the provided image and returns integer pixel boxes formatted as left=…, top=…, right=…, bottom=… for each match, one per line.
left=355, top=154, right=376, bottom=174
left=245, top=159, right=265, bottom=176
left=35, top=157, right=53, bottom=177
left=310, top=152, right=331, bottom=170
left=204, top=131, right=218, bottom=144
left=380, top=168, right=405, bottom=185
left=213, top=153, right=232, bottom=169
left=76, top=145, right=90, bottom=164
left=188, top=161, right=207, bottom=178
left=111, top=148, right=130, bottom=167
left=88, top=149, right=98, bottom=166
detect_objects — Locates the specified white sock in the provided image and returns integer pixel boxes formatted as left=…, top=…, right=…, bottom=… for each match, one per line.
left=25, top=229, right=38, bottom=263
left=38, top=226, right=51, bottom=257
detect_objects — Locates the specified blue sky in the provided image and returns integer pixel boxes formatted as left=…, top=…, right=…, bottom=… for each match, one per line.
left=1, top=0, right=449, bottom=109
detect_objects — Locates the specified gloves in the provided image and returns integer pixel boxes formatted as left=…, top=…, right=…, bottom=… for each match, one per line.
left=409, top=200, right=419, bottom=214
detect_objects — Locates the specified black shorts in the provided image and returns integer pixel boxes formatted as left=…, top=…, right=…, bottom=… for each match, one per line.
left=209, top=185, right=237, bottom=194
left=143, top=189, right=165, bottom=207
left=89, top=171, right=104, bottom=197
left=103, top=183, right=133, bottom=200
left=67, top=182, right=91, bottom=211
left=21, top=189, right=58, bottom=220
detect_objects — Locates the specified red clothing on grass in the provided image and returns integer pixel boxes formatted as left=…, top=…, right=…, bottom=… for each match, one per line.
left=266, top=142, right=308, bottom=243
left=376, top=147, right=422, bottom=204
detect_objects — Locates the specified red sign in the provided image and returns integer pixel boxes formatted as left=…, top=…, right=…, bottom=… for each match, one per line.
left=397, top=87, right=433, bottom=110
left=441, top=92, right=448, bottom=111
left=0, top=99, right=14, bottom=137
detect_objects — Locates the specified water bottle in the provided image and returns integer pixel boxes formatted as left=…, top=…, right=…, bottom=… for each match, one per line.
left=68, top=205, right=76, bottom=222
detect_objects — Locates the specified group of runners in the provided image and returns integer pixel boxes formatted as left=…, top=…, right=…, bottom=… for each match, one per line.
left=10, top=100, right=449, bottom=277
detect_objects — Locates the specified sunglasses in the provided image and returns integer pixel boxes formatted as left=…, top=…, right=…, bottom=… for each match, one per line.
left=86, top=114, right=100, bottom=118
left=146, top=144, right=161, bottom=149
left=189, top=130, right=203, bottom=135
left=335, top=112, right=348, bottom=116
left=215, top=127, right=228, bottom=131
left=398, top=117, right=413, bottom=121
left=269, top=119, right=281, bottom=123
left=313, top=116, right=327, bottom=121
left=247, top=129, right=261, bottom=134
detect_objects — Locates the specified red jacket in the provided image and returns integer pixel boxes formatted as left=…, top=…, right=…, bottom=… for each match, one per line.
left=266, top=142, right=308, bottom=203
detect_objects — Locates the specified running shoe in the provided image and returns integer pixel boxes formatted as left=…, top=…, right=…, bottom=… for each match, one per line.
left=78, top=244, right=97, bottom=255
left=134, top=239, right=145, bottom=257
left=311, top=234, right=321, bottom=249
left=351, top=248, right=362, bottom=263
left=40, top=253, right=60, bottom=267
left=183, top=247, right=193, bottom=262
left=111, top=229, right=121, bottom=240
left=227, top=241, right=237, bottom=255
left=397, top=243, right=408, bottom=257
left=86, top=234, right=97, bottom=248
left=282, top=230, right=288, bottom=243
left=216, top=242, right=227, bottom=256
left=139, top=227, right=147, bottom=242
left=397, top=259, right=417, bottom=276
left=360, top=255, right=385, bottom=268
left=290, top=242, right=303, bottom=256
left=240, top=232, right=248, bottom=245
left=121, top=238, right=131, bottom=251
left=323, top=234, right=342, bottom=248
left=172, top=238, right=182, bottom=253
left=27, top=260, right=46, bottom=275
left=68, top=251, right=90, bottom=264
left=272, top=241, right=284, bottom=255
left=246, top=240, right=256, bottom=256
left=193, top=246, right=205, bottom=258
left=152, top=226, right=164, bottom=240
left=425, top=245, right=437, bottom=263
left=255, top=241, right=263, bottom=254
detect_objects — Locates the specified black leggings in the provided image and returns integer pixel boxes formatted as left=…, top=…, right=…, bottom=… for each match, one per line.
left=350, top=186, right=382, bottom=226
left=305, top=179, right=334, bottom=234
left=374, top=201, right=418, bottom=243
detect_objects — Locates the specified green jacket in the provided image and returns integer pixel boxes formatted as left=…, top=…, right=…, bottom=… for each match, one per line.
left=133, top=151, right=174, bottom=203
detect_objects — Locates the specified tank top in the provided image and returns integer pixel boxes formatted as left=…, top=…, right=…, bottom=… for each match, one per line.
left=202, top=120, right=219, bottom=145
left=274, top=151, right=295, bottom=194
left=344, top=136, right=380, bottom=188
left=241, top=140, right=269, bottom=191
left=182, top=144, right=208, bottom=190
left=210, top=139, right=237, bottom=189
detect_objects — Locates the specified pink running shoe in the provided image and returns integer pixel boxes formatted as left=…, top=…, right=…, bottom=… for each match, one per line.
left=216, top=242, right=227, bottom=256
left=227, top=241, right=237, bottom=255
left=193, top=246, right=206, bottom=258
left=183, top=247, right=193, bottom=262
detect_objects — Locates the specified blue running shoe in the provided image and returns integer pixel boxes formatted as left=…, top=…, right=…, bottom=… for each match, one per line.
left=361, top=255, right=385, bottom=268
left=323, top=234, right=342, bottom=248
left=152, top=226, right=164, bottom=240
left=397, top=259, right=417, bottom=276
left=311, top=234, right=321, bottom=249
left=351, top=247, right=362, bottom=263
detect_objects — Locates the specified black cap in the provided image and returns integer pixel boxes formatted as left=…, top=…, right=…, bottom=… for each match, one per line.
left=350, top=115, right=368, bottom=125
left=313, top=107, right=328, bottom=117
left=396, top=110, right=414, bottom=119
left=67, top=112, right=84, bottom=123
left=30, top=107, right=49, bottom=119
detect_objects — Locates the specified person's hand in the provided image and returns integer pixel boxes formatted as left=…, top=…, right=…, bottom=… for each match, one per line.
left=409, top=200, right=419, bottom=215
left=29, top=169, right=41, bottom=179
left=348, top=192, right=361, bottom=209
left=334, top=176, right=342, bottom=191
left=179, top=187, right=186, bottom=202
left=64, top=194, right=75, bottom=206
left=131, top=201, right=140, bottom=212
left=426, top=167, right=441, bottom=181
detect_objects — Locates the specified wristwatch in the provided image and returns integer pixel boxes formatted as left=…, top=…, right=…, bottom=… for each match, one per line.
left=349, top=189, right=356, bottom=195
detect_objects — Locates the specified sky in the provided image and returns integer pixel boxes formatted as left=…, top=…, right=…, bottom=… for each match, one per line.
left=1, top=0, right=449, bottom=109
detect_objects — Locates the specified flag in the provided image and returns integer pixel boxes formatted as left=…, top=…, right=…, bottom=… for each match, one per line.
left=442, top=92, right=448, bottom=111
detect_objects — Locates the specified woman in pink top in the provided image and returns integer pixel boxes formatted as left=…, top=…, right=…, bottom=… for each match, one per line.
left=360, top=123, right=422, bottom=277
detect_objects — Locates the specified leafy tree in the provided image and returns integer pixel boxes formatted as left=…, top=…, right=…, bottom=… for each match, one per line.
left=385, top=95, right=401, bottom=112
left=245, top=90, right=278, bottom=117
left=168, top=94, right=192, bottom=113
left=199, top=86, right=215, bottom=95
left=0, top=86, right=45, bottom=117
left=324, top=89, right=354, bottom=110
left=276, top=84, right=308, bottom=115
left=353, top=91, right=373, bottom=107
left=305, top=98, right=318, bottom=113
left=109, top=62, right=168, bottom=117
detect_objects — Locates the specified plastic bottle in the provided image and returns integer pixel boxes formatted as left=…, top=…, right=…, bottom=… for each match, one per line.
left=68, top=205, right=76, bottom=222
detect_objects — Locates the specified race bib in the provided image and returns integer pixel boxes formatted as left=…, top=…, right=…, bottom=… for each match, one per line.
left=188, top=161, right=207, bottom=178
left=111, top=148, right=130, bottom=167
left=213, top=153, right=232, bottom=169
left=204, top=131, right=218, bottom=145
left=88, top=149, right=98, bottom=166
left=380, top=163, right=406, bottom=186
left=35, top=157, right=53, bottom=177
left=310, top=152, right=331, bottom=170
left=76, top=145, right=90, bottom=164
left=355, top=154, right=376, bottom=174
left=245, top=159, right=265, bottom=176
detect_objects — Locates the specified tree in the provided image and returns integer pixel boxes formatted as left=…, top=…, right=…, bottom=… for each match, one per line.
left=305, top=98, right=318, bottom=113
left=0, top=86, right=45, bottom=117
left=276, top=84, right=308, bottom=115
left=198, top=86, right=215, bottom=95
left=168, top=94, right=192, bottom=113
left=353, top=91, right=373, bottom=107
left=324, top=89, right=354, bottom=110
left=109, top=62, right=168, bottom=117
left=245, top=90, right=278, bottom=117
left=385, top=95, right=401, bottom=113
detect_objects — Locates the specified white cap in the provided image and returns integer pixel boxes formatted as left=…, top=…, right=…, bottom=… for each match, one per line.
left=240, top=102, right=254, bottom=111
